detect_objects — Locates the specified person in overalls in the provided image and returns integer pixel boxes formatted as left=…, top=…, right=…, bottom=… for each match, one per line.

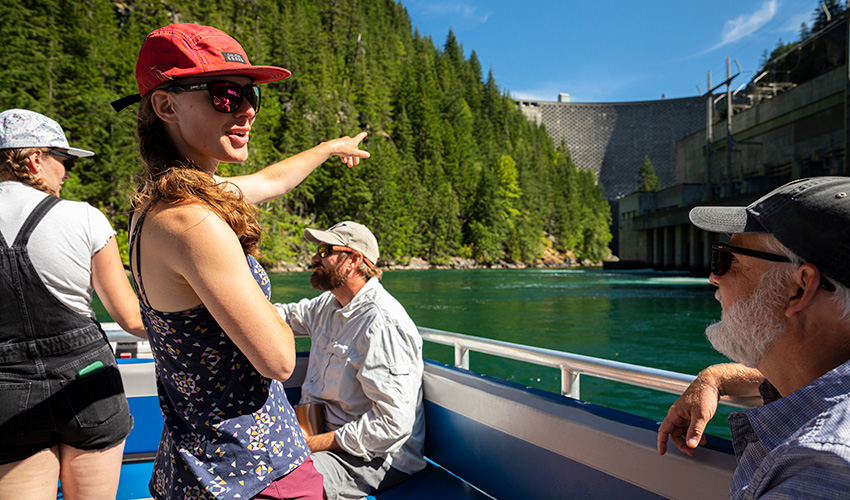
left=0, top=109, right=144, bottom=499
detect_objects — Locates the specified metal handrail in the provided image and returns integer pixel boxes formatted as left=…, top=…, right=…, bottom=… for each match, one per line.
left=418, top=327, right=761, bottom=409
left=101, top=322, right=760, bottom=409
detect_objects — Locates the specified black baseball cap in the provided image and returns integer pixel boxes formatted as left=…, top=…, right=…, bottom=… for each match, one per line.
left=689, top=176, right=850, bottom=289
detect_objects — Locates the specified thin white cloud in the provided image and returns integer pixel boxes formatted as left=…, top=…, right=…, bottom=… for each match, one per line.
left=720, top=0, right=778, bottom=45
left=690, top=0, right=779, bottom=57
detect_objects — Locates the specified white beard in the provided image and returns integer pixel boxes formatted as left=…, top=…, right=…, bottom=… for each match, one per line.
left=705, top=269, right=789, bottom=368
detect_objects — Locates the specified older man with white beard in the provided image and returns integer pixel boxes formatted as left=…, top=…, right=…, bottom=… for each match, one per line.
left=656, top=177, right=850, bottom=499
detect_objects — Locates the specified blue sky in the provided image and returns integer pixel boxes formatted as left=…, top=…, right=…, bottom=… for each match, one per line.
left=401, top=0, right=823, bottom=102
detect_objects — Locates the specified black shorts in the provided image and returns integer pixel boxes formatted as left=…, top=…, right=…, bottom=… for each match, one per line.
left=0, top=341, right=133, bottom=464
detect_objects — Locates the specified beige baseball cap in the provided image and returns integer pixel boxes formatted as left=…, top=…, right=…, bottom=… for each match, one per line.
left=305, top=221, right=379, bottom=267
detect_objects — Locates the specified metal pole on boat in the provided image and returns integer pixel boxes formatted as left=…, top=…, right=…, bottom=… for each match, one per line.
left=454, top=344, right=469, bottom=370
left=561, top=368, right=580, bottom=399
left=845, top=8, right=850, bottom=174
left=726, top=57, right=733, bottom=197
left=706, top=69, right=713, bottom=200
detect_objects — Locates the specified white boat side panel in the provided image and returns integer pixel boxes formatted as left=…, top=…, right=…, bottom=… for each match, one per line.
left=119, top=362, right=157, bottom=398
left=424, top=368, right=736, bottom=500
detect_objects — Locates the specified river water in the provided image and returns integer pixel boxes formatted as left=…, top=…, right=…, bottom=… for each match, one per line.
left=95, top=268, right=739, bottom=439
left=268, top=267, right=737, bottom=440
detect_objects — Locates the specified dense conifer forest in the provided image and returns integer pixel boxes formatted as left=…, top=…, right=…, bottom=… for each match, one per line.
left=0, top=0, right=612, bottom=267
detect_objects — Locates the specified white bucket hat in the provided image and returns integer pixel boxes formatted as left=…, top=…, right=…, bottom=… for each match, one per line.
left=0, top=109, right=94, bottom=157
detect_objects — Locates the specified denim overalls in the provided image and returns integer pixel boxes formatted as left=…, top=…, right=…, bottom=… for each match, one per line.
left=0, top=195, right=132, bottom=463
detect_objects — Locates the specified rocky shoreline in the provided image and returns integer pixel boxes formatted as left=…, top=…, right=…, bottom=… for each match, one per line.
left=268, top=249, right=618, bottom=273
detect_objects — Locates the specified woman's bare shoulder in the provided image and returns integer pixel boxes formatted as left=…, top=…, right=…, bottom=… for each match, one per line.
left=139, top=201, right=238, bottom=254
left=146, top=201, right=228, bottom=232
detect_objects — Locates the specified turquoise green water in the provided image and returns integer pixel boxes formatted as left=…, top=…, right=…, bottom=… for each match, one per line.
left=269, top=268, right=736, bottom=440
left=96, top=268, right=738, bottom=439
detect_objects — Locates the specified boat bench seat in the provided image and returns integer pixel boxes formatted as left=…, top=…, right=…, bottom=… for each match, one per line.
left=365, top=462, right=489, bottom=500
left=264, top=361, right=490, bottom=500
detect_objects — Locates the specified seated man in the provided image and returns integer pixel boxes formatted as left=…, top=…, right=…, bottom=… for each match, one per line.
left=275, top=221, right=425, bottom=500
left=657, top=177, right=850, bottom=498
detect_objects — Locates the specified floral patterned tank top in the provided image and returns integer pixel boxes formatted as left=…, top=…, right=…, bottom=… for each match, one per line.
left=130, top=208, right=310, bottom=500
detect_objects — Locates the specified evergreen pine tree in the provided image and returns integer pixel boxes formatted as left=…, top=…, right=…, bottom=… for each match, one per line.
left=638, top=155, right=661, bottom=192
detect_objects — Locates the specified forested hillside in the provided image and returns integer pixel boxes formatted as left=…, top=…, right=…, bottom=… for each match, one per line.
left=0, top=0, right=612, bottom=267
left=758, top=0, right=847, bottom=88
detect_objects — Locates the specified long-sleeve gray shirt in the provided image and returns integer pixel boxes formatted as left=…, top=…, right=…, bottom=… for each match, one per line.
left=274, top=278, right=426, bottom=474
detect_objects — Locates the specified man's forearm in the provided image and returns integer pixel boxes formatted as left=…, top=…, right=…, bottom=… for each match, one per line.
left=305, top=430, right=342, bottom=452
left=700, top=363, right=763, bottom=397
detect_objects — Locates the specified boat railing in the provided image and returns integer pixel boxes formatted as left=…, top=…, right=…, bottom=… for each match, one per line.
left=417, top=327, right=761, bottom=409
left=101, top=322, right=760, bottom=409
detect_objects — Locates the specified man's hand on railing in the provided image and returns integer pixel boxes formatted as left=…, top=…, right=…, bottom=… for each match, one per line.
left=656, top=373, right=718, bottom=456
left=657, top=363, right=763, bottom=456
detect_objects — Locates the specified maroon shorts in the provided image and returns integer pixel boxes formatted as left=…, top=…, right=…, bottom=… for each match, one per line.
left=253, top=456, right=324, bottom=500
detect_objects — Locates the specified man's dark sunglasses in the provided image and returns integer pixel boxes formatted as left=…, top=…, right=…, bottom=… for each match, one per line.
left=166, top=81, right=261, bottom=114
left=711, top=242, right=835, bottom=291
left=48, top=149, right=76, bottom=171
left=317, top=243, right=354, bottom=258
left=316, top=243, right=376, bottom=270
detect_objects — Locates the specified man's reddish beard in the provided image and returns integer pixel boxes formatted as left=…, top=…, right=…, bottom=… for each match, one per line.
left=310, top=260, right=350, bottom=291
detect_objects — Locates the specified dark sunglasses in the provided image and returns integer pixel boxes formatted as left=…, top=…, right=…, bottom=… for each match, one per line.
left=711, top=242, right=835, bottom=291
left=317, top=243, right=354, bottom=258
left=166, top=81, right=261, bottom=114
left=316, top=243, right=376, bottom=270
left=48, top=149, right=76, bottom=171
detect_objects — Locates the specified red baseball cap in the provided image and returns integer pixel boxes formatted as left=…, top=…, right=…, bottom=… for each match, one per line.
left=111, top=23, right=290, bottom=111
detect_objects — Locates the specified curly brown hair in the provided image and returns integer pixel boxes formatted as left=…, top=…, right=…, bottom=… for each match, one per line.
left=0, top=148, right=56, bottom=196
left=133, top=92, right=261, bottom=256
